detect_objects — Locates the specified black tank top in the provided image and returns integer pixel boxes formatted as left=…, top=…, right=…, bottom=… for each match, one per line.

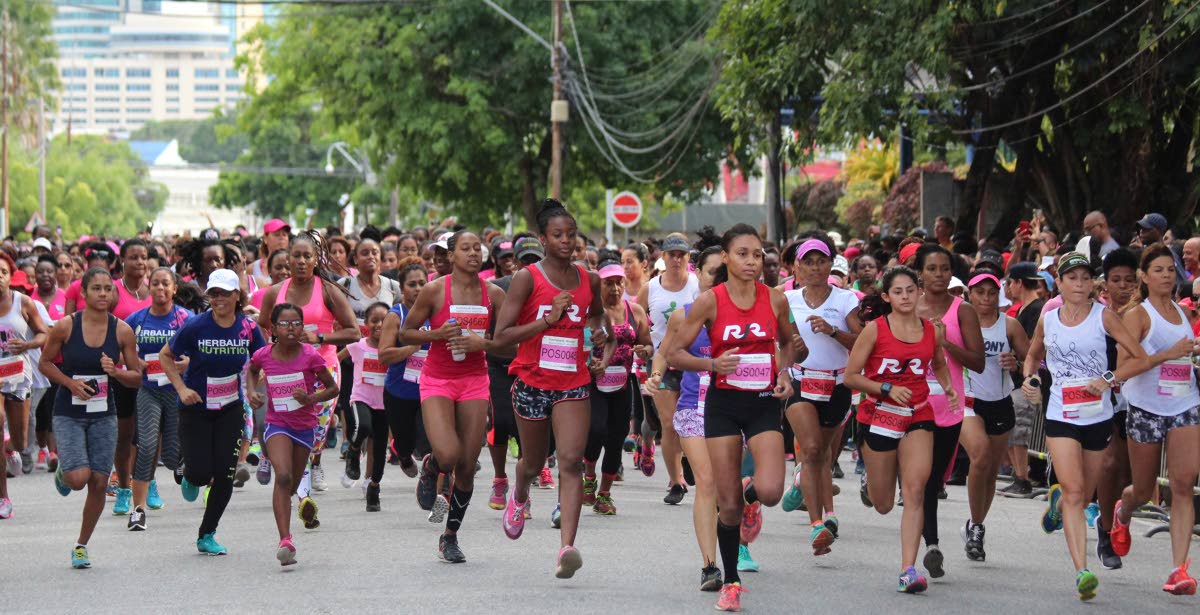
left=54, top=311, right=119, bottom=418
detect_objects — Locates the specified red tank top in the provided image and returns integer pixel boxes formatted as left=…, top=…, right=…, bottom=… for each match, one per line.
left=423, top=275, right=491, bottom=379
left=280, top=276, right=339, bottom=370
left=709, top=282, right=778, bottom=391
left=860, top=315, right=935, bottom=411
left=509, top=263, right=594, bottom=390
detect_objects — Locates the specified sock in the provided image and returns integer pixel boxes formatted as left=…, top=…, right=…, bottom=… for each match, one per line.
left=446, top=487, right=473, bottom=532
left=717, top=520, right=741, bottom=585
left=75, top=542, right=86, bottom=548
left=743, top=482, right=759, bottom=505
left=295, top=464, right=311, bottom=499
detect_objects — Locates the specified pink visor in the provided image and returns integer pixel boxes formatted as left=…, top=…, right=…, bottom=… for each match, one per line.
left=968, top=273, right=1001, bottom=288
left=598, top=264, right=625, bottom=279
left=797, top=238, right=830, bottom=259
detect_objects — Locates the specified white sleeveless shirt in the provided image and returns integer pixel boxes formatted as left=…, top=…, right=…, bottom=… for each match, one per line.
left=1044, top=302, right=1112, bottom=425
left=1122, top=300, right=1198, bottom=416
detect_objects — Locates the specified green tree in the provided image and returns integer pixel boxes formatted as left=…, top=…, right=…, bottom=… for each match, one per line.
left=130, top=111, right=249, bottom=164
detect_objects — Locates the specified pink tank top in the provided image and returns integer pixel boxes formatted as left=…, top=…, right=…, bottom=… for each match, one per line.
left=927, top=295, right=966, bottom=427
left=113, top=277, right=153, bottom=320
left=423, top=276, right=491, bottom=379
left=279, top=276, right=339, bottom=371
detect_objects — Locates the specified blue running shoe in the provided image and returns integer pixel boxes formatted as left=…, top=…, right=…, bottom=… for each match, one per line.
left=1085, top=502, right=1099, bottom=529
left=897, top=566, right=928, bottom=593
left=71, top=545, right=91, bottom=569
left=1042, top=484, right=1063, bottom=534
left=112, top=488, right=131, bottom=516
left=147, top=480, right=164, bottom=510
left=551, top=502, right=562, bottom=529
left=781, top=472, right=803, bottom=512
left=54, top=466, right=71, bottom=497
left=181, top=477, right=199, bottom=503
left=196, top=532, right=227, bottom=556
left=737, top=544, right=759, bottom=572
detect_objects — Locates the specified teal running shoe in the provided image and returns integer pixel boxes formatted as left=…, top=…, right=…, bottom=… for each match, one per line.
left=1042, top=484, right=1063, bottom=534
left=1085, top=502, right=1099, bottom=529
left=181, top=477, right=199, bottom=502
left=112, top=488, right=131, bottom=515
left=781, top=478, right=804, bottom=513
left=196, top=532, right=227, bottom=556
left=71, top=545, right=91, bottom=569
left=54, top=466, right=71, bottom=497
left=147, top=480, right=164, bottom=510
left=1076, top=568, right=1098, bottom=601
left=736, top=544, right=759, bottom=572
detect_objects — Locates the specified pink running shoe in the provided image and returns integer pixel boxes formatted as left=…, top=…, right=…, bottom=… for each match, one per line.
left=538, top=466, right=555, bottom=489
left=503, top=491, right=527, bottom=540
left=488, top=477, right=508, bottom=510
left=276, top=535, right=297, bottom=566
left=639, top=443, right=656, bottom=477
left=555, top=545, right=583, bottom=579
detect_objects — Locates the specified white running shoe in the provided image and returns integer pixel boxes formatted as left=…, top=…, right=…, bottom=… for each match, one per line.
left=311, top=465, right=328, bottom=492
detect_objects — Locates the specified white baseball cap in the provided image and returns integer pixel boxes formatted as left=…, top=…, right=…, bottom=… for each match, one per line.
left=32, top=237, right=53, bottom=252
left=434, top=232, right=453, bottom=251
left=206, top=269, right=240, bottom=293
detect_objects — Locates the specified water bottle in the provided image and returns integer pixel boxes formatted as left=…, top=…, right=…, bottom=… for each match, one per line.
left=448, top=318, right=465, bottom=361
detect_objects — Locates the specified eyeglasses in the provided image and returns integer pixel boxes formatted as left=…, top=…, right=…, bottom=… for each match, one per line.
left=276, top=319, right=304, bottom=328
left=56, top=262, right=71, bottom=269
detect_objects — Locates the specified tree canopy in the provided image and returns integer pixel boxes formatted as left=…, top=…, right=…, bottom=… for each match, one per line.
left=130, top=112, right=248, bottom=165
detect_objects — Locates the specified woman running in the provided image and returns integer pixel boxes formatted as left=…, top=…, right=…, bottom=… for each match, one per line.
left=40, top=267, right=141, bottom=567
left=782, top=236, right=862, bottom=556
left=958, top=271, right=1028, bottom=562
left=492, top=199, right=608, bottom=579
left=108, top=239, right=153, bottom=517
left=0, top=251, right=50, bottom=518
left=1110, top=243, right=1200, bottom=595
left=913, top=244, right=984, bottom=579
left=33, top=256, right=67, bottom=472
left=160, top=268, right=266, bottom=555
left=844, top=265, right=957, bottom=594
left=665, top=223, right=799, bottom=611
left=583, top=251, right=651, bottom=516
left=125, top=268, right=193, bottom=530
left=399, top=230, right=505, bottom=562
left=621, top=243, right=649, bottom=303
left=247, top=303, right=340, bottom=566
left=656, top=245, right=722, bottom=590
left=1021, top=251, right=1151, bottom=601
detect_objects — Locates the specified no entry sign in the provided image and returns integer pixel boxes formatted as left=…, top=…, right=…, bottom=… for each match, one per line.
left=610, top=191, right=643, bottom=229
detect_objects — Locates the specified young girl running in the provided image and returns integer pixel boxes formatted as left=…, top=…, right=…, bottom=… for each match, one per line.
left=400, top=230, right=505, bottom=562
left=338, top=302, right=391, bottom=501
left=665, top=224, right=800, bottom=611
left=844, top=266, right=957, bottom=594
left=492, top=199, right=608, bottom=579
left=1021, top=252, right=1152, bottom=601
left=247, top=303, right=340, bottom=566
left=1110, top=243, right=1200, bottom=595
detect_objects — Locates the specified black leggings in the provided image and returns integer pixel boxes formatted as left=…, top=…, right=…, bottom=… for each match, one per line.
left=345, top=401, right=373, bottom=449
left=488, top=361, right=519, bottom=452
left=369, top=404, right=421, bottom=484
left=923, top=423, right=963, bottom=546
left=382, top=391, right=429, bottom=464
left=179, top=402, right=244, bottom=539
left=586, top=385, right=633, bottom=476
left=36, top=383, right=58, bottom=434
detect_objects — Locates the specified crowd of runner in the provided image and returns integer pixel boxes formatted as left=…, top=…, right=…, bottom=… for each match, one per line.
left=0, top=204, right=1197, bottom=610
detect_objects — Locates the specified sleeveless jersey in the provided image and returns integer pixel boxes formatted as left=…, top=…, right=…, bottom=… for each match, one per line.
left=423, top=276, right=491, bottom=379
left=859, top=315, right=936, bottom=415
left=709, top=282, right=777, bottom=391
left=1122, top=300, right=1198, bottom=416
left=509, top=263, right=594, bottom=391
left=279, top=276, right=339, bottom=372
left=926, top=296, right=967, bottom=427
left=1044, top=302, right=1112, bottom=425
left=647, top=273, right=698, bottom=350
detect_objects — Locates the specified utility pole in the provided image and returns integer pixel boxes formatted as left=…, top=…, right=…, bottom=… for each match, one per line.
left=549, top=0, right=566, bottom=201
left=1, top=8, right=10, bottom=240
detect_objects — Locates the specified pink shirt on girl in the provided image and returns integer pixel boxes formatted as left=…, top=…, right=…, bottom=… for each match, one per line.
left=345, top=339, right=386, bottom=409
left=250, top=343, right=328, bottom=431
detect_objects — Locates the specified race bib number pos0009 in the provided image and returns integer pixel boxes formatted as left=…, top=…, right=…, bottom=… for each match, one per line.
left=206, top=374, right=239, bottom=410
left=267, top=372, right=304, bottom=413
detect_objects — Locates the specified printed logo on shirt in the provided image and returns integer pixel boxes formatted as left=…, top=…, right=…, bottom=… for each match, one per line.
left=535, top=304, right=582, bottom=324
left=721, top=322, right=767, bottom=341
left=877, top=358, right=926, bottom=376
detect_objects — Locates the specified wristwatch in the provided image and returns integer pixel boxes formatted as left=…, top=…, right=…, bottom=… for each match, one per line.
left=827, top=325, right=840, bottom=338
left=1101, top=371, right=1116, bottom=385
left=880, top=382, right=893, bottom=398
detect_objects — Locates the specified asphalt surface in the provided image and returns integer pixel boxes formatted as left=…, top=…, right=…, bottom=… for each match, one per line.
left=1, top=447, right=1193, bottom=614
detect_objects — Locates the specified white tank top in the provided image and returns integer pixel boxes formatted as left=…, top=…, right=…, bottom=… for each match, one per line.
left=967, top=314, right=1013, bottom=402
left=647, top=273, right=698, bottom=349
left=1044, top=302, right=1112, bottom=425
left=786, top=285, right=856, bottom=383
left=0, top=291, right=34, bottom=394
left=1122, top=300, right=1198, bottom=416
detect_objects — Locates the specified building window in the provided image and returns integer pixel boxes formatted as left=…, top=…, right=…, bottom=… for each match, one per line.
left=195, top=97, right=220, bottom=103
left=166, top=107, right=179, bottom=114
left=166, top=68, right=179, bottom=78
left=126, top=84, right=151, bottom=91
left=195, top=107, right=214, bottom=114
left=65, top=108, right=88, bottom=114
left=126, top=68, right=151, bottom=78
left=127, top=108, right=151, bottom=114
left=225, top=84, right=242, bottom=92
left=194, top=84, right=219, bottom=92
left=96, top=119, right=121, bottom=124
left=226, top=68, right=240, bottom=79
left=166, top=97, right=179, bottom=103
left=194, top=68, right=219, bottom=79
left=166, top=84, right=179, bottom=91
left=95, top=68, right=119, bottom=78
left=61, top=67, right=87, bottom=78
left=95, top=108, right=120, bottom=114
left=95, top=83, right=119, bottom=91
left=96, top=97, right=119, bottom=103
left=126, top=97, right=151, bottom=103
left=66, top=84, right=88, bottom=91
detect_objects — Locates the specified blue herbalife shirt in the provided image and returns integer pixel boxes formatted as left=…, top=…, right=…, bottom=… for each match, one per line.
left=169, top=311, right=266, bottom=410
left=126, top=305, right=194, bottom=390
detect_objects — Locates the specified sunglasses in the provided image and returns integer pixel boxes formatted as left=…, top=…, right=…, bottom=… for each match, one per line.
left=206, top=289, right=235, bottom=298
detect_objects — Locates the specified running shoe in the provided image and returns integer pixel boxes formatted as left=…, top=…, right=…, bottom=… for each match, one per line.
left=547, top=454, right=556, bottom=468
left=7, top=450, right=21, bottom=476
left=429, top=493, right=450, bottom=524
left=107, top=470, right=117, bottom=496
left=112, top=488, right=131, bottom=515
left=555, top=545, right=583, bottom=579
left=196, top=532, right=227, bottom=556
left=832, top=483, right=841, bottom=496
left=1085, top=502, right=1100, bottom=529
left=1109, top=501, right=1131, bottom=556
left=831, top=460, right=844, bottom=479
left=365, top=483, right=381, bottom=512
left=739, top=478, right=762, bottom=544
left=71, top=545, right=91, bottom=569
left=416, top=455, right=437, bottom=511
left=47, top=452, right=59, bottom=473
left=439, top=533, right=466, bottom=563
left=859, top=473, right=873, bottom=508
left=508, top=436, right=520, bottom=459
left=582, top=476, right=597, bottom=506
left=400, top=457, right=419, bottom=478
left=593, top=492, right=616, bottom=515
left=623, top=435, right=636, bottom=452
left=924, top=544, right=945, bottom=578
left=664, top=483, right=687, bottom=505
left=20, top=451, right=32, bottom=474
left=854, top=455, right=864, bottom=475
left=736, top=544, right=759, bottom=572
left=250, top=457, right=269, bottom=485
left=345, top=449, right=361, bottom=482
left=715, top=582, right=745, bottom=611
left=147, top=480, right=163, bottom=510
left=961, top=520, right=985, bottom=561
left=128, top=507, right=146, bottom=531
left=523, top=498, right=533, bottom=519
left=54, top=466, right=70, bottom=497
left=823, top=515, right=839, bottom=539
left=503, top=491, right=527, bottom=540
left=298, top=496, right=320, bottom=530
left=181, top=476, right=199, bottom=502
left=614, top=463, right=624, bottom=482
left=0, top=497, right=11, bottom=519
left=810, top=521, right=833, bottom=556
left=35, top=448, right=48, bottom=471
left=538, top=466, right=555, bottom=489
left=1076, top=568, right=1098, bottom=601
left=700, top=564, right=723, bottom=592
left=488, top=477, right=508, bottom=510
left=202, top=486, right=209, bottom=507
left=277, top=536, right=297, bottom=566
left=897, top=566, right=928, bottom=594
left=246, top=441, right=261, bottom=466
left=1041, top=484, right=1063, bottom=534
left=550, top=503, right=562, bottom=529
left=173, top=465, right=183, bottom=485
left=1163, top=559, right=1197, bottom=596
left=340, top=471, right=355, bottom=489
left=1095, top=522, right=1123, bottom=570
left=233, top=462, right=251, bottom=488
left=781, top=476, right=803, bottom=512
left=311, top=465, right=328, bottom=491
left=639, top=443, right=656, bottom=477
left=997, top=478, right=1033, bottom=497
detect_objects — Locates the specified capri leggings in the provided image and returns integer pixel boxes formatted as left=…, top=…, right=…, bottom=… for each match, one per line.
left=488, top=360, right=519, bottom=451
left=179, top=402, right=244, bottom=538
left=923, top=423, right=963, bottom=547
left=36, top=383, right=58, bottom=434
left=344, top=400, right=372, bottom=449
left=373, top=396, right=430, bottom=483
left=133, top=387, right=181, bottom=482
left=586, top=384, right=633, bottom=476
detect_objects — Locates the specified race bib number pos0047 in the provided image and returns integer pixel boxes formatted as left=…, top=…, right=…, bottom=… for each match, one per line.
left=726, top=353, right=772, bottom=391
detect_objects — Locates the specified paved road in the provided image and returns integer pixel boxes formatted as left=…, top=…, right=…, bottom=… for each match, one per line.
left=2, top=449, right=1192, bottom=614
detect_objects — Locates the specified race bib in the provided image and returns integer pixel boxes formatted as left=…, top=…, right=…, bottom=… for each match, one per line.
left=868, top=401, right=913, bottom=439
left=206, top=374, right=239, bottom=410
left=596, top=366, right=628, bottom=393
left=360, top=349, right=387, bottom=386
left=403, top=349, right=427, bottom=383
left=71, top=375, right=108, bottom=413
left=726, top=353, right=772, bottom=391
left=1157, top=358, right=1192, bottom=397
left=800, top=369, right=836, bottom=402
left=144, top=353, right=169, bottom=386
left=449, top=304, right=489, bottom=337
left=0, top=355, right=23, bottom=384
left=697, top=373, right=710, bottom=413
left=267, top=372, right=305, bottom=413
left=1061, top=377, right=1103, bottom=420
left=539, top=335, right=579, bottom=372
